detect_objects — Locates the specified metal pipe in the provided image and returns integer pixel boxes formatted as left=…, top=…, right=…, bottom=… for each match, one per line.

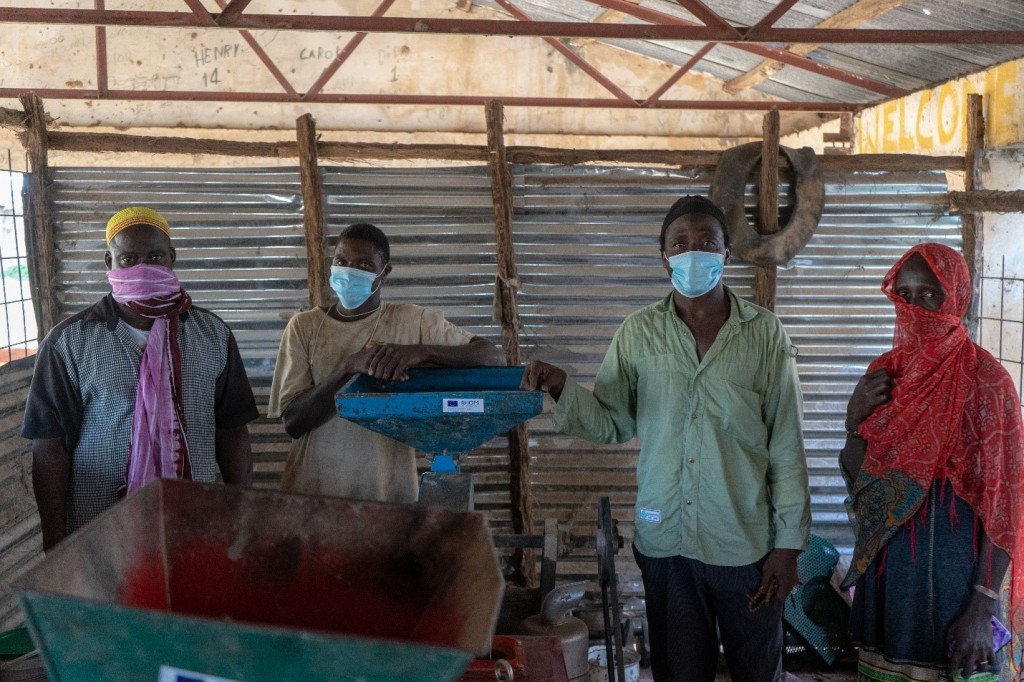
left=2, top=9, right=1021, bottom=43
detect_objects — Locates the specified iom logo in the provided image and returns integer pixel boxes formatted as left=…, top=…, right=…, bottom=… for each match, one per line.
left=442, top=398, right=485, bottom=414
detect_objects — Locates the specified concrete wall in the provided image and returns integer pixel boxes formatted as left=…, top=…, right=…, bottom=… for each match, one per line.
left=978, top=149, right=1024, bottom=396
left=855, top=57, right=1023, bottom=155
left=0, top=0, right=825, bottom=150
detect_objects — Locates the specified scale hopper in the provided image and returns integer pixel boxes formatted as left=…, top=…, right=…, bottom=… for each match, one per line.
left=335, top=367, right=543, bottom=458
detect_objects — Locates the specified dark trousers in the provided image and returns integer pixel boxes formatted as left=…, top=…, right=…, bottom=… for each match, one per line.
left=632, top=544, right=783, bottom=682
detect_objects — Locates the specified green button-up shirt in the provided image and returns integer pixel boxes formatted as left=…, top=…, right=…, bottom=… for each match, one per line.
left=553, top=288, right=810, bottom=566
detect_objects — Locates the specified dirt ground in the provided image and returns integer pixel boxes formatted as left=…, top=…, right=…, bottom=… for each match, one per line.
left=633, top=657, right=861, bottom=681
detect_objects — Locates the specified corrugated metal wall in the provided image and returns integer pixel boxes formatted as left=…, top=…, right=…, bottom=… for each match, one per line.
left=1, top=161, right=958, bottom=621
left=0, top=356, right=43, bottom=631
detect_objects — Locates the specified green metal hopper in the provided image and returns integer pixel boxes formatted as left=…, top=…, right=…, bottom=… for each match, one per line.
left=15, top=479, right=505, bottom=682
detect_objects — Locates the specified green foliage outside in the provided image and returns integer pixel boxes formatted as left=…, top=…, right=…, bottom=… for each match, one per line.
left=2, top=262, right=28, bottom=280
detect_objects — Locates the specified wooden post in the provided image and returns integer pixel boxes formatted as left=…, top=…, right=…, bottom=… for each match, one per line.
left=754, top=108, right=781, bottom=310
left=296, top=113, right=328, bottom=308
left=486, top=99, right=536, bottom=587
left=964, top=94, right=984, bottom=287
left=20, top=93, right=58, bottom=337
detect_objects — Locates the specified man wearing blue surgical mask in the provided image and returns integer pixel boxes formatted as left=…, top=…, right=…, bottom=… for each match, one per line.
left=268, top=223, right=504, bottom=502
left=522, top=196, right=809, bottom=682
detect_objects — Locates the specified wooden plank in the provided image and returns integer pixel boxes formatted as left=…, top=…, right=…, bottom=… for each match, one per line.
left=486, top=100, right=535, bottom=587
left=36, top=128, right=967, bottom=173
left=0, top=105, right=27, bottom=128
left=296, top=113, right=327, bottom=308
left=486, top=101, right=523, bottom=367
left=963, top=93, right=984, bottom=286
left=820, top=154, right=962, bottom=172
left=44, top=131, right=299, bottom=157
left=20, top=93, right=58, bottom=337
left=754, top=108, right=780, bottom=311
left=950, top=189, right=1024, bottom=214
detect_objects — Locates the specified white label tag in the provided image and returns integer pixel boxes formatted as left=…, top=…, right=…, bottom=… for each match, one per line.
left=442, top=398, right=484, bottom=413
left=158, top=666, right=241, bottom=682
left=639, top=508, right=662, bottom=524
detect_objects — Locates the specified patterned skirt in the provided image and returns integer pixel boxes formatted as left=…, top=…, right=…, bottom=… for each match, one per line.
left=850, top=481, right=1003, bottom=682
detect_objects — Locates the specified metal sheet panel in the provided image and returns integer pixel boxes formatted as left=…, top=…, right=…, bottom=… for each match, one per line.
left=0, top=357, right=44, bottom=630
left=320, top=166, right=502, bottom=335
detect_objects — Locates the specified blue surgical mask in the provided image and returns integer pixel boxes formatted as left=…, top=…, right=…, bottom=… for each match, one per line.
left=329, top=265, right=382, bottom=310
left=667, top=251, right=725, bottom=298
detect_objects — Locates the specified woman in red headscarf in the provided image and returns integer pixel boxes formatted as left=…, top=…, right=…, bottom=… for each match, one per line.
left=839, top=243, right=1023, bottom=682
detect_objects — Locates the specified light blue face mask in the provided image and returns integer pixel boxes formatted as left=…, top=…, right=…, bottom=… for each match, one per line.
left=667, top=251, right=725, bottom=298
left=329, top=265, right=383, bottom=310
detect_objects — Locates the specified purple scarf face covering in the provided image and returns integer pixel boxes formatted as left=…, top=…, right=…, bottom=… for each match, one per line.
left=107, top=264, right=193, bottom=494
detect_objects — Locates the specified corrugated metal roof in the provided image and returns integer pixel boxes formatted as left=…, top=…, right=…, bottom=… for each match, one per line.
left=478, top=0, right=1024, bottom=106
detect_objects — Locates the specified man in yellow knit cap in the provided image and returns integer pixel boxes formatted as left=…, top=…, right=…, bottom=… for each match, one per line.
left=22, top=207, right=259, bottom=550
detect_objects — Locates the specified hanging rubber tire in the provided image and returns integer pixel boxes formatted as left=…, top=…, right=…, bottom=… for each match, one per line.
left=710, top=141, right=825, bottom=267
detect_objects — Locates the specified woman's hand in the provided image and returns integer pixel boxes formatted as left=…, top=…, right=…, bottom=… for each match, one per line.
left=946, top=593, right=998, bottom=680
left=846, top=368, right=892, bottom=429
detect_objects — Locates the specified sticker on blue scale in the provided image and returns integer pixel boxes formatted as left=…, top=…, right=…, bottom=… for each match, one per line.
left=442, top=398, right=485, bottom=413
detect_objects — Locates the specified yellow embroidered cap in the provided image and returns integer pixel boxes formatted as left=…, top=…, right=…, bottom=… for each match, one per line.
left=105, top=206, right=171, bottom=244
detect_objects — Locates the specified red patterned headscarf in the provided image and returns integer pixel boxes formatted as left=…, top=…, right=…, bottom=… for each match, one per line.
left=859, top=242, right=1024, bottom=633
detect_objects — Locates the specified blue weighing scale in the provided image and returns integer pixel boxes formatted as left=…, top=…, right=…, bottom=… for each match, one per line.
left=335, top=367, right=543, bottom=510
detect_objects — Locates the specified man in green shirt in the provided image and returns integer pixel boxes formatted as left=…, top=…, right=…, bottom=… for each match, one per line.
left=521, top=195, right=810, bottom=682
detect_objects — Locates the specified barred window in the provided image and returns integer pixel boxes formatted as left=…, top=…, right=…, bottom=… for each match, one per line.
left=1, top=150, right=34, bottom=365
left=978, top=257, right=1024, bottom=401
